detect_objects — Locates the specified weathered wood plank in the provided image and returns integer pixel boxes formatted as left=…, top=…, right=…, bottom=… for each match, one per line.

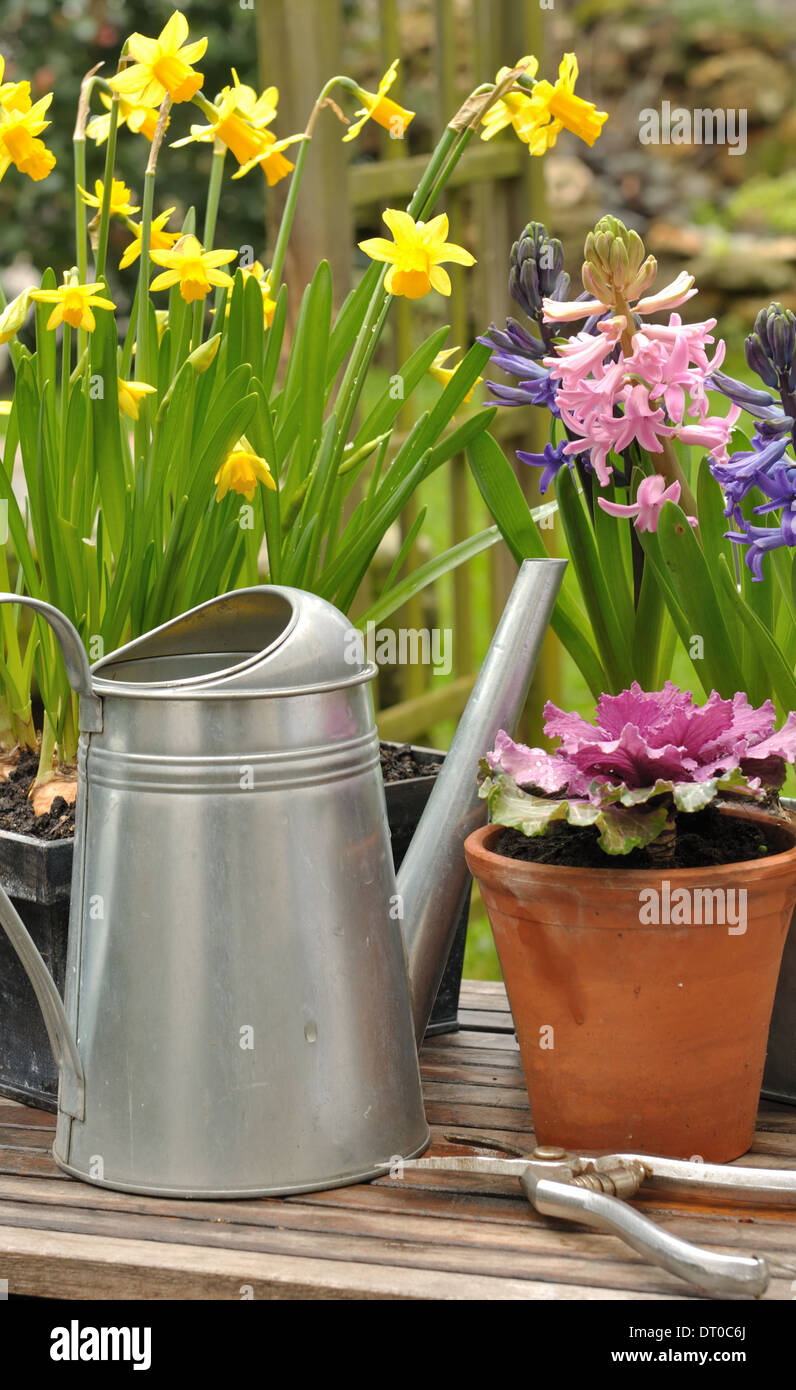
left=0, top=982, right=794, bottom=1299
left=0, top=1225, right=675, bottom=1301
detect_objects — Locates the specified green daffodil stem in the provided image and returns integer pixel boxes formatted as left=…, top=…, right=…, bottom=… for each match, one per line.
left=60, top=324, right=71, bottom=482
left=192, top=143, right=227, bottom=349
left=415, top=127, right=474, bottom=220
left=203, top=143, right=226, bottom=252
left=36, top=712, right=56, bottom=786
left=331, top=112, right=483, bottom=458
left=135, top=94, right=171, bottom=454
left=94, top=93, right=121, bottom=283
left=73, top=136, right=89, bottom=285
left=73, top=64, right=107, bottom=353
left=269, top=75, right=352, bottom=293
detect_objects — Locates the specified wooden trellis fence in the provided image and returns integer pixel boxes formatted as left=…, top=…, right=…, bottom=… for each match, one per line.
left=258, top=0, right=562, bottom=742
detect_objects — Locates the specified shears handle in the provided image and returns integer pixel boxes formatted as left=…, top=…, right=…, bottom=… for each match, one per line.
left=521, top=1172, right=769, bottom=1299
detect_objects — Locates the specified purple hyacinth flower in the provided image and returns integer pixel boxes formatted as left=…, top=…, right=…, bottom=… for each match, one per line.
left=726, top=510, right=796, bottom=580
left=751, top=462, right=796, bottom=515
left=710, top=369, right=795, bottom=436
left=516, top=440, right=573, bottom=493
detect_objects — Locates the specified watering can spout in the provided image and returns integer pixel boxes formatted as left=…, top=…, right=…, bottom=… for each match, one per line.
left=397, top=558, right=566, bottom=1043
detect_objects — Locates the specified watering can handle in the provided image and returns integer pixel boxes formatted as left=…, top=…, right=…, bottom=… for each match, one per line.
left=0, top=593, right=89, bottom=1120
left=0, top=593, right=102, bottom=731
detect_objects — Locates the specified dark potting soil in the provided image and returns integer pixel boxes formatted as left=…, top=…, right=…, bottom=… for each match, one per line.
left=0, top=748, right=76, bottom=841
left=0, top=743, right=433, bottom=838
left=492, top=804, right=775, bottom=870
left=380, top=741, right=441, bottom=783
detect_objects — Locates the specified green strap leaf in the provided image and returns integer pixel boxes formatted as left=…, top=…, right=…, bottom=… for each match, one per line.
left=656, top=501, right=747, bottom=697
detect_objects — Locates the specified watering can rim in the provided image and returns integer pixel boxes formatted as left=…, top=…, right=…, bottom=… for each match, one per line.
left=90, top=584, right=379, bottom=700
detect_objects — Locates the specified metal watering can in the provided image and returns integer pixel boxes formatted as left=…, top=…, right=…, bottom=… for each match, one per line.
left=0, top=559, right=564, bottom=1198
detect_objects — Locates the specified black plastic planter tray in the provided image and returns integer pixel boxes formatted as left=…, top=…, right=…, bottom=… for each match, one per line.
left=0, top=829, right=71, bottom=1112
left=0, top=741, right=469, bottom=1111
left=382, top=742, right=470, bottom=1038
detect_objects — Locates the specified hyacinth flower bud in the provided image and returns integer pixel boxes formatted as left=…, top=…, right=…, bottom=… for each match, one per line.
left=744, top=333, right=779, bottom=389
left=583, top=216, right=654, bottom=306
left=747, top=303, right=796, bottom=387
left=510, top=222, right=569, bottom=320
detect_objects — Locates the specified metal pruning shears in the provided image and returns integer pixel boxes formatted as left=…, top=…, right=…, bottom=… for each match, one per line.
left=398, top=1138, right=796, bottom=1298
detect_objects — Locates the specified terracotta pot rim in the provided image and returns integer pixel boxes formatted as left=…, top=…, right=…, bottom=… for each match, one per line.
left=464, top=803, right=796, bottom=887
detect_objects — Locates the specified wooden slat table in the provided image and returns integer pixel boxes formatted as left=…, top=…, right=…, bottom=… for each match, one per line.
left=1, top=979, right=795, bottom=1300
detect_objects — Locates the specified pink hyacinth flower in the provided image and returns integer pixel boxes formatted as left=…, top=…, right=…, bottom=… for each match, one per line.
left=541, top=271, right=697, bottom=325
left=597, top=474, right=697, bottom=533
left=674, top=404, right=740, bottom=468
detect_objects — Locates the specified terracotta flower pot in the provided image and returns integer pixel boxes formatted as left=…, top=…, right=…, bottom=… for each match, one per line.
left=465, top=807, right=796, bottom=1163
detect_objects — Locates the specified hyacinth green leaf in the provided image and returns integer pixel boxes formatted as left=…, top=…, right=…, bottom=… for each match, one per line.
left=555, top=465, right=633, bottom=693
left=592, top=477, right=635, bottom=637
left=716, top=555, right=796, bottom=713
left=769, top=545, right=796, bottom=626
left=467, top=430, right=606, bottom=700
left=697, top=456, right=734, bottom=573
left=636, top=524, right=711, bottom=697
left=655, top=500, right=746, bottom=697
left=739, top=485, right=775, bottom=637
left=633, top=552, right=665, bottom=689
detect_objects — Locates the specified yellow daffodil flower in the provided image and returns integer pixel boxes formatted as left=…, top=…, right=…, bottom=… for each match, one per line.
left=343, top=59, right=415, bottom=143
left=230, top=129, right=307, bottom=185
left=30, top=281, right=115, bottom=333
left=525, top=53, right=609, bottom=151
left=237, top=261, right=277, bottom=327
left=0, top=53, right=32, bottom=116
left=172, top=71, right=299, bottom=173
left=429, top=348, right=482, bottom=404
left=214, top=438, right=276, bottom=502
left=480, top=56, right=540, bottom=143
left=119, top=207, right=179, bottom=270
left=79, top=178, right=140, bottom=217
left=118, top=378, right=157, bottom=420
left=0, top=94, right=56, bottom=183
left=0, top=287, right=33, bottom=344
left=481, top=53, right=607, bottom=155
left=87, top=92, right=164, bottom=145
left=149, top=233, right=236, bottom=303
left=359, top=210, right=475, bottom=299
left=110, top=10, right=207, bottom=106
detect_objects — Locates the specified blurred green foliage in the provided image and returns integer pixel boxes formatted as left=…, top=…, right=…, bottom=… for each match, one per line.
left=726, top=174, right=796, bottom=236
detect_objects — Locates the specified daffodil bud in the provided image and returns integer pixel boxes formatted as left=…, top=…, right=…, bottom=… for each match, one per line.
left=187, top=332, right=221, bottom=373
left=0, top=288, right=32, bottom=345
